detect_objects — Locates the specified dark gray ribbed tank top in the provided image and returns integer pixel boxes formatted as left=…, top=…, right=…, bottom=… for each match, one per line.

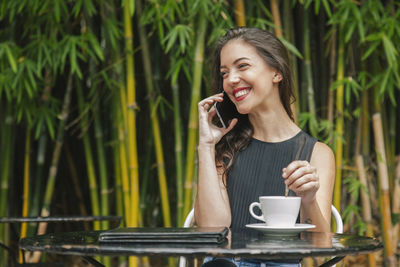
left=227, top=130, right=317, bottom=229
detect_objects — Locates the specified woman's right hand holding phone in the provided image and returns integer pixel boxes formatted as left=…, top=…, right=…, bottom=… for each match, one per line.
left=198, top=93, right=238, bottom=146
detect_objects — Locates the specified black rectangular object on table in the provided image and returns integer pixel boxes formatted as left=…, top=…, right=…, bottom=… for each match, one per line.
left=98, top=227, right=229, bottom=244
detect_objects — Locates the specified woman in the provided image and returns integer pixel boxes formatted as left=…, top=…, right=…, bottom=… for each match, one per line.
left=194, top=27, right=335, bottom=267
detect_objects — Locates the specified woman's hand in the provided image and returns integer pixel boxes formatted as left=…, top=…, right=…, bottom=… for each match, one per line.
left=282, top=160, right=319, bottom=204
left=198, top=93, right=238, bottom=146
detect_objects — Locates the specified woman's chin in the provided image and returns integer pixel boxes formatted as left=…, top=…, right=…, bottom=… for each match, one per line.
left=237, top=107, right=250, bottom=115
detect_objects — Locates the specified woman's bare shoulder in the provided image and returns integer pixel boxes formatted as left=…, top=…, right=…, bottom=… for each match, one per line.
left=311, top=141, right=335, bottom=166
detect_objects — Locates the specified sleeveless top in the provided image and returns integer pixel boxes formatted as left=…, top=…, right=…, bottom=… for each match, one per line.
left=227, top=130, right=318, bottom=229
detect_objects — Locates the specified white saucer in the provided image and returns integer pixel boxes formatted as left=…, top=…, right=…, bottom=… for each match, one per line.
left=245, top=223, right=316, bottom=236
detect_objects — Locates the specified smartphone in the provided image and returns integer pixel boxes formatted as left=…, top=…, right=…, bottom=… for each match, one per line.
left=214, top=92, right=240, bottom=128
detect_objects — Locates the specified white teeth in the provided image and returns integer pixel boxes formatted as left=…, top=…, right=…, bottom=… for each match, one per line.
left=234, top=89, right=249, bottom=98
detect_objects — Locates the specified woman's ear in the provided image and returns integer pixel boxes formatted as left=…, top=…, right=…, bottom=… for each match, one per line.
left=273, top=72, right=282, bottom=83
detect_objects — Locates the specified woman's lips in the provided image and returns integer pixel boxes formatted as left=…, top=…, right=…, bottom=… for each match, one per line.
left=233, top=87, right=250, bottom=101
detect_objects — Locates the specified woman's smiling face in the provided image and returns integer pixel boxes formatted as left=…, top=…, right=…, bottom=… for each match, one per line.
left=220, top=39, right=282, bottom=115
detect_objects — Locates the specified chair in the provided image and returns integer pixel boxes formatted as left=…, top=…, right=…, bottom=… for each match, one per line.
left=178, top=205, right=343, bottom=267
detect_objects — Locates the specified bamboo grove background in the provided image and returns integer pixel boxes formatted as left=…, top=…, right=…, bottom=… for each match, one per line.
left=0, top=0, right=399, bottom=266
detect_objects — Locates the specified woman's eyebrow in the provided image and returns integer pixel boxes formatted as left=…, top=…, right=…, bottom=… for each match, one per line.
left=220, top=57, right=250, bottom=69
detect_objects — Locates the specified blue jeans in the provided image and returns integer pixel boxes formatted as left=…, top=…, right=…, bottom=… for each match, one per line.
left=203, top=257, right=300, bottom=267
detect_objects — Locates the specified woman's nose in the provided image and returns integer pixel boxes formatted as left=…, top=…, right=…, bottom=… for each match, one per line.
left=227, top=71, right=240, bottom=84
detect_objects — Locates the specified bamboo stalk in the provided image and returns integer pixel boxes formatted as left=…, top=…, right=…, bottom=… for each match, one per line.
left=139, top=127, right=152, bottom=225
left=0, top=112, right=12, bottom=218
left=136, top=0, right=171, bottom=227
left=234, top=0, right=246, bottom=26
left=113, top=124, right=124, bottom=220
left=28, top=73, right=74, bottom=263
left=28, top=131, right=47, bottom=223
left=183, top=9, right=207, bottom=221
left=274, top=0, right=298, bottom=122
left=65, top=146, right=89, bottom=222
left=270, top=0, right=282, bottom=38
left=327, top=28, right=336, bottom=133
left=361, top=89, right=370, bottom=156
left=302, top=6, right=317, bottom=136
left=392, top=156, right=400, bottom=256
left=76, top=85, right=101, bottom=231
left=123, top=0, right=139, bottom=234
left=283, top=0, right=298, bottom=122
left=28, top=70, right=51, bottom=237
left=94, top=104, right=110, bottom=230
left=333, top=28, right=345, bottom=213
left=103, top=3, right=128, bottom=232
left=356, top=155, right=377, bottom=267
left=90, top=88, right=110, bottom=267
left=19, top=128, right=31, bottom=263
left=172, top=81, right=185, bottom=226
left=372, top=113, right=396, bottom=266
left=381, top=107, right=395, bottom=194
left=0, top=106, right=13, bottom=265
left=118, top=84, right=132, bottom=227
left=122, top=5, right=139, bottom=266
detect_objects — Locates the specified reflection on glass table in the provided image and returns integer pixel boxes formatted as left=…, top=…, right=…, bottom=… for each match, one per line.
left=19, top=227, right=382, bottom=267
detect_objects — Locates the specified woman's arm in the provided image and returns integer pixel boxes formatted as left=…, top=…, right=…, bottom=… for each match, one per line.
left=194, top=146, right=231, bottom=227
left=282, top=142, right=335, bottom=232
left=193, top=93, right=237, bottom=227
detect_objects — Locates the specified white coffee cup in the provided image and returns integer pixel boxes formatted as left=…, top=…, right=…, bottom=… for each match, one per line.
left=249, top=196, right=301, bottom=227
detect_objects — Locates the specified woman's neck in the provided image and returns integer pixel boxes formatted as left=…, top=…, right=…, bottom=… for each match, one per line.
left=249, top=106, right=300, bottom=143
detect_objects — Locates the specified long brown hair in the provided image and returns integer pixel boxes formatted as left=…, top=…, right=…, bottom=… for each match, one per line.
left=212, top=27, right=295, bottom=176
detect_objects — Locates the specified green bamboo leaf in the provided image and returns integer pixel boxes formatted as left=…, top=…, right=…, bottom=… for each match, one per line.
left=344, top=22, right=356, bottom=43
left=83, top=0, right=96, bottom=16
left=329, top=79, right=346, bottom=91
left=54, top=0, right=61, bottom=23
left=12, top=62, right=23, bottom=89
left=87, top=32, right=104, bottom=61
left=70, top=43, right=77, bottom=71
left=69, top=43, right=82, bottom=79
left=164, top=26, right=179, bottom=53
left=38, top=0, right=50, bottom=15
left=378, top=69, right=390, bottom=97
left=355, top=15, right=365, bottom=41
left=388, top=82, right=396, bottom=106
left=340, top=5, right=350, bottom=25
left=361, top=41, right=379, bottom=61
left=103, top=18, right=120, bottom=50
left=24, top=79, right=33, bottom=98
left=394, top=67, right=400, bottom=86
left=43, top=41, right=53, bottom=67
left=382, top=34, right=397, bottom=68
left=17, top=106, right=23, bottom=122
left=60, top=37, right=70, bottom=69
left=279, top=37, right=303, bottom=59
left=72, top=0, right=83, bottom=18
left=344, top=80, right=350, bottom=105
left=171, top=59, right=183, bottom=85
left=364, top=33, right=382, bottom=42
left=26, top=59, right=38, bottom=85
left=35, top=117, right=44, bottom=139
left=313, top=0, right=320, bottom=14
left=37, top=44, right=43, bottom=70
left=4, top=44, right=17, bottom=73
left=350, top=5, right=361, bottom=25
left=322, top=0, right=332, bottom=18
left=44, top=110, right=55, bottom=140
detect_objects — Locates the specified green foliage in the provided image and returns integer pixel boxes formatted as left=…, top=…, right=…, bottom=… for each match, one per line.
left=0, top=1, right=399, bottom=265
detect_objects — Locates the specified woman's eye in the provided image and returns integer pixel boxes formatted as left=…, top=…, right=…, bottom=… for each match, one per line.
left=238, top=63, right=248, bottom=69
left=220, top=72, right=228, bottom=78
